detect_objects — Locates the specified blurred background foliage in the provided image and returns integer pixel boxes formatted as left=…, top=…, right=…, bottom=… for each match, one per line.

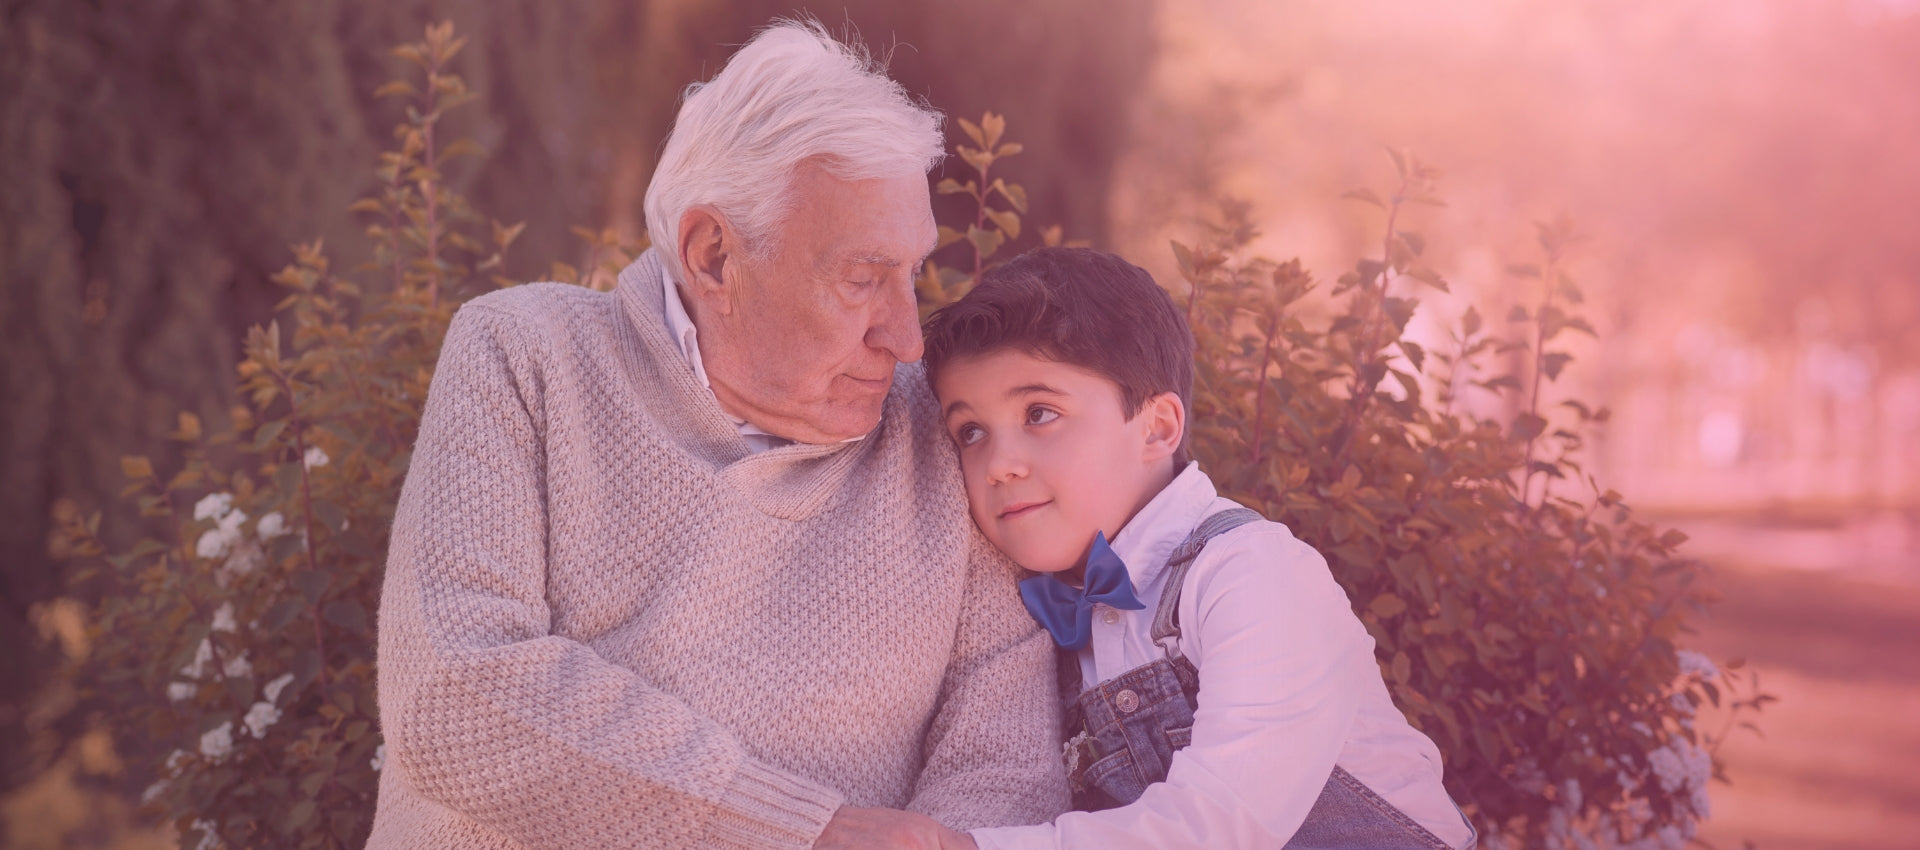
left=6, top=0, right=1920, bottom=848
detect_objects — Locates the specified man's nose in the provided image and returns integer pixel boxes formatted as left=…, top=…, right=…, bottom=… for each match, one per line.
left=866, top=276, right=925, bottom=363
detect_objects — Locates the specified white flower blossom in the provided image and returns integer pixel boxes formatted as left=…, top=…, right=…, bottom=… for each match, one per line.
left=167, top=681, right=197, bottom=702
left=140, top=778, right=168, bottom=804
left=371, top=743, right=386, bottom=772
left=192, top=493, right=233, bottom=521
left=242, top=700, right=282, bottom=738
left=180, top=638, right=214, bottom=679
left=164, top=750, right=189, bottom=773
left=1670, top=691, right=1695, bottom=716
left=217, top=544, right=263, bottom=585
left=195, top=508, right=249, bottom=561
left=222, top=650, right=251, bottom=679
left=195, top=529, right=229, bottom=560
left=256, top=511, right=287, bottom=540
left=304, top=446, right=329, bottom=469
left=1676, top=650, right=1718, bottom=682
left=211, top=602, right=237, bottom=633
left=198, top=721, right=234, bottom=761
left=263, top=672, right=296, bottom=704
left=191, top=818, right=223, bottom=850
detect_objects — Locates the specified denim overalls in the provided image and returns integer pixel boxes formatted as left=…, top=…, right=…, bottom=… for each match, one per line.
left=1060, top=508, right=1471, bottom=849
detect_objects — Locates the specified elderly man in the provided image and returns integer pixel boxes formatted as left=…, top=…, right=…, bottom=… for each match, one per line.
left=368, top=21, right=1068, bottom=850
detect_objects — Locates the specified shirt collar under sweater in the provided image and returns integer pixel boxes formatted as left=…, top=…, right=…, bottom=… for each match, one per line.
left=1106, top=461, right=1217, bottom=597
left=657, top=264, right=864, bottom=454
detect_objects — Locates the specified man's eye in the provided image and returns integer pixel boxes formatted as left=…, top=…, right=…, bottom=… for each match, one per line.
left=1026, top=407, right=1059, bottom=426
left=954, top=423, right=985, bottom=446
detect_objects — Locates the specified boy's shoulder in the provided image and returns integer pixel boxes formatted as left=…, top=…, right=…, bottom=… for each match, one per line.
left=1178, top=496, right=1337, bottom=602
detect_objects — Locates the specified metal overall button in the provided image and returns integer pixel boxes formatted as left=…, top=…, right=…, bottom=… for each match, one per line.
left=1114, top=688, right=1141, bottom=714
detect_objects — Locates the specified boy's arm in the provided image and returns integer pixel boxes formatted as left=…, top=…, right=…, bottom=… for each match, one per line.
left=967, top=526, right=1369, bottom=850
left=905, top=527, right=1074, bottom=830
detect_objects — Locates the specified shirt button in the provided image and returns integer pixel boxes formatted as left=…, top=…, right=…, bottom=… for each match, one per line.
left=1115, top=689, right=1141, bottom=714
left=1102, top=609, right=1121, bottom=625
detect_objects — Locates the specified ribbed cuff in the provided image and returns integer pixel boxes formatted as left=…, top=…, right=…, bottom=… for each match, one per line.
left=701, top=759, right=844, bottom=849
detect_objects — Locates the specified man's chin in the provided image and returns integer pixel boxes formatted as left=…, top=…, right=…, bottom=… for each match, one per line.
left=784, top=398, right=886, bottom=444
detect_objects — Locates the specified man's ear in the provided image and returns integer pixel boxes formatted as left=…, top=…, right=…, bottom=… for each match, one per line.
left=1139, top=392, right=1186, bottom=465
left=677, top=206, right=735, bottom=317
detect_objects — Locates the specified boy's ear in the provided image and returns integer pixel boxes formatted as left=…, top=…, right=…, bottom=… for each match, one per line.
left=1139, top=392, right=1186, bottom=465
left=677, top=205, right=737, bottom=318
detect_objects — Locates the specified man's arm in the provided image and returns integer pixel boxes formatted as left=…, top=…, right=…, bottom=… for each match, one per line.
left=375, top=303, right=841, bottom=849
left=904, top=527, right=1073, bottom=830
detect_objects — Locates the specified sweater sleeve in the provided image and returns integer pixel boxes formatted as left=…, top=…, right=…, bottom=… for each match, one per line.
left=905, top=527, right=1074, bottom=830
left=969, top=528, right=1371, bottom=850
left=374, top=303, right=842, bottom=850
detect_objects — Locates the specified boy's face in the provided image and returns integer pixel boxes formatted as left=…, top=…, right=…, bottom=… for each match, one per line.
left=934, top=348, right=1179, bottom=575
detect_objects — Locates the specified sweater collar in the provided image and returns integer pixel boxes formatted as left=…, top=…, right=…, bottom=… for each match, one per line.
left=614, top=251, right=871, bottom=521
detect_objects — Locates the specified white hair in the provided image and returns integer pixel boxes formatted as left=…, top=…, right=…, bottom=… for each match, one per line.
left=644, top=20, right=946, bottom=285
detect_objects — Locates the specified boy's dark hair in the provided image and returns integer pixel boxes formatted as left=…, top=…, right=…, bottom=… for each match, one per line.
left=923, top=246, right=1195, bottom=465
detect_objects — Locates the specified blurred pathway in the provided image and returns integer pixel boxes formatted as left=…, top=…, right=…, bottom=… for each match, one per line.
left=1687, top=551, right=1920, bottom=850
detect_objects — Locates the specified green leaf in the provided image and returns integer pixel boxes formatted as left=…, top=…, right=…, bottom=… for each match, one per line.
left=983, top=207, right=1022, bottom=241
left=1511, top=413, right=1548, bottom=442
left=323, top=599, right=369, bottom=635
left=293, top=571, right=332, bottom=605
left=956, top=116, right=986, bottom=148
left=1341, top=188, right=1385, bottom=209
left=965, top=225, right=1005, bottom=261
left=262, top=598, right=306, bottom=633
left=313, top=500, right=347, bottom=534
left=252, top=420, right=289, bottom=453
left=1400, top=341, right=1426, bottom=373
left=1406, top=266, right=1449, bottom=293
left=292, top=649, right=323, bottom=690
left=120, top=455, right=154, bottom=481
left=1460, top=306, right=1483, bottom=338
left=1370, top=594, right=1409, bottom=618
left=998, top=181, right=1029, bottom=214
left=1532, top=352, right=1574, bottom=385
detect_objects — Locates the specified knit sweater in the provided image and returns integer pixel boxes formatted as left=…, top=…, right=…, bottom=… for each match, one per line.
left=368, top=250, right=1071, bottom=849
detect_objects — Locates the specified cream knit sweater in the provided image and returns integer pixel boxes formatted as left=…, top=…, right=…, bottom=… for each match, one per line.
left=368, top=251, right=1070, bottom=849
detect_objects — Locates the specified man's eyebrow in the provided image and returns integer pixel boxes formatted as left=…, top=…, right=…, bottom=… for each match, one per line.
left=843, top=251, right=902, bottom=268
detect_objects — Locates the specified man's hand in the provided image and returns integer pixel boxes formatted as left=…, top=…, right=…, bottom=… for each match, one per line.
left=812, top=807, right=977, bottom=850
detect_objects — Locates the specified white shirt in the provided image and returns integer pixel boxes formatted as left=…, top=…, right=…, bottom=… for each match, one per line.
left=972, top=462, right=1473, bottom=850
left=660, top=274, right=864, bottom=454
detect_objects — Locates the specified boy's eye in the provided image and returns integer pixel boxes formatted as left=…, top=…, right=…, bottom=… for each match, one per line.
left=1026, top=406, right=1059, bottom=426
left=954, top=423, right=985, bottom=446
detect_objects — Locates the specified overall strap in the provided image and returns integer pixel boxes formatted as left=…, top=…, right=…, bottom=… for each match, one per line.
left=1150, top=507, right=1265, bottom=658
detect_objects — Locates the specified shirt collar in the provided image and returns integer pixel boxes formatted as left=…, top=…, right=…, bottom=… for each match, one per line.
left=1107, top=461, right=1218, bottom=592
left=659, top=274, right=864, bottom=448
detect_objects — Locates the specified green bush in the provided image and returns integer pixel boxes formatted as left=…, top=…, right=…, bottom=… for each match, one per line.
left=54, top=20, right=1765, bottom=850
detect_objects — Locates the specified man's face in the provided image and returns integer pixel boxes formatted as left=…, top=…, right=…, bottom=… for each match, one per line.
left=704, top=162, right=936, bottom=443
left=934, top=349, right=1168, bottom=576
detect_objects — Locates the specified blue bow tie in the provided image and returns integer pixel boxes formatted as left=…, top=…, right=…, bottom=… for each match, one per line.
left=1018, top=532, right=1146, bottom=650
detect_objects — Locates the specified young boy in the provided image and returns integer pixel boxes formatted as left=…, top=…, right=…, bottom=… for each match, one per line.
left=922, top=247, right=1476, bottom=849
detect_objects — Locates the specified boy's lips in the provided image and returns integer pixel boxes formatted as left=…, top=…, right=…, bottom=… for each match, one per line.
left=998, top=500, right=1051, bottom=520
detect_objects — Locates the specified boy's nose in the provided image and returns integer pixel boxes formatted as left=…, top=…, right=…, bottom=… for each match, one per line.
left=985, top=442, right=1029, bottom=484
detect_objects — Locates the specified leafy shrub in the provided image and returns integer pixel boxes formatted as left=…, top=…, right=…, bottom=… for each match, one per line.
left=52, top=20, right=1765, bottom=850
